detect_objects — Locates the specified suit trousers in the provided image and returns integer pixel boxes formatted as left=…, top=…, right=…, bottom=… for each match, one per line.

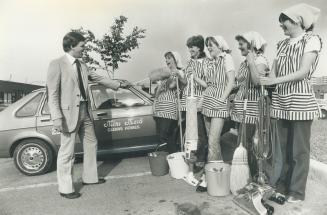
left=271, top=119, right=312, bottom=200
left=57, top=101, right=99, bottom=194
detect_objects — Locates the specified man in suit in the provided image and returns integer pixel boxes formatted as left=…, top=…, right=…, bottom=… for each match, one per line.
left=47, top=31, right=130, bottom=199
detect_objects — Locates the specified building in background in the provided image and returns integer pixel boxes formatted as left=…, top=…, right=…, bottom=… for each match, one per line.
left=311, top=76, right=327, bottom=99
left=0, top=80, right=43, bottom=110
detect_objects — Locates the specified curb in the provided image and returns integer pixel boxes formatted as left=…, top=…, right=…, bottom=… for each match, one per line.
left=309, top=159, right=327, bottom=184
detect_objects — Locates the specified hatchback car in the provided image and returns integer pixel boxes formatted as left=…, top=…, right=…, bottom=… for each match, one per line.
left=0, top=83, right=160, bottom=176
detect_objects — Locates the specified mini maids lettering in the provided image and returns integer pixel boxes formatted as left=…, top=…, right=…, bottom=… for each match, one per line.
left=103, top=118, right=143, bottom=132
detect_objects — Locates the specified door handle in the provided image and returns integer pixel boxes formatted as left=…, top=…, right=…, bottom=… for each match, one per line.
left=97, top=112, right=107, bottom=116
left=40, top=119, right=51, bottom=122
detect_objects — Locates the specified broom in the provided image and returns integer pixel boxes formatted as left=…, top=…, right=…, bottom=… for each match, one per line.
left=230, top=71, right=251, bottom=196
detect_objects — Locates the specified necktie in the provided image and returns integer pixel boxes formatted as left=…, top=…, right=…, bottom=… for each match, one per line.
left=74, top=59, right=87, bottom=100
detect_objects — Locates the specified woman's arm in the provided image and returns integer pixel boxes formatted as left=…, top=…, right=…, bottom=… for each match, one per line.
left=260, top=52, right=318, bottom=85
left=220, top=70, right=236, bottom=101
left=193, top=76, right=207, bottom=88
left=168, top=69, right=186, bottom=89
left=246, top=53, right=268, bottom=85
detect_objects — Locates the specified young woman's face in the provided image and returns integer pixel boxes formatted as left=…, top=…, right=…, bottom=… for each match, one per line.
left=188, top=46, right=200, bottom=59
left=280, top=19, right=299, bottom=37
left=238, top=39, right=249, bottom=56
left=165, top=55, right=176, bottom=69
left=207, top=40, right=220, bottom=59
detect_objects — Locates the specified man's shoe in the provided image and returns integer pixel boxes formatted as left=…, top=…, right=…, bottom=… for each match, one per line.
left=60, top=192, right=81, bottom=199
left=82, top=178, right=106, bottom=185
left=286, top=195, right=303, bottom=203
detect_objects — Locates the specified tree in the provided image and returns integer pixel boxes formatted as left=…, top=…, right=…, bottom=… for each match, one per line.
left=73, top=16, right=146, bottom=78
left=72, top=27, right=100, bottom=71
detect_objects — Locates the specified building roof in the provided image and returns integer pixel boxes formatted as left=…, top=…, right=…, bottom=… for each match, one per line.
left=0, top=80, right=43, bottom=92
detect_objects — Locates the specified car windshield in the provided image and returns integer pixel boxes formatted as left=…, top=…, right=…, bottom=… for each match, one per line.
left=91, top=85, right=145, bottom=110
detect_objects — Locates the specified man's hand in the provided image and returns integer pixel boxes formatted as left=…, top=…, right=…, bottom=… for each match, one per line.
left=119, top=80, right=132, bottom=89
left=53, top=118, right=63, bottom=133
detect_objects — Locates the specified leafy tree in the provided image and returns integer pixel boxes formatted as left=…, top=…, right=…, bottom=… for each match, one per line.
left=72, top=27, right=100, bottom=71
left=73, top=16, right=146, bottom=78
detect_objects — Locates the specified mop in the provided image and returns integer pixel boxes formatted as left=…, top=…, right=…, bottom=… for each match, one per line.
left=149, top=67, right=171, bottom=82
left=175, top=75, right=184, bottom=151
left=230, top=76, right=251, bottom=196
left=181, top=73, right=204, bottom=187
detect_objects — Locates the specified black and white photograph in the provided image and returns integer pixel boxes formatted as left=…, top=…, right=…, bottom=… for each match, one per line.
left=0, top=0, right=327, bottom=214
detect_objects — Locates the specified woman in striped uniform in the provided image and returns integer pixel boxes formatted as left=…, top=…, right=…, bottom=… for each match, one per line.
left=202, top=36, right=235, bottom=161
left=260, top=3, right=322, bottom=203
left=152, top=51, right=184, bottom=154
left=180, top=35, right=209, bottom=192
left=231, top=31, right=270, bottom=178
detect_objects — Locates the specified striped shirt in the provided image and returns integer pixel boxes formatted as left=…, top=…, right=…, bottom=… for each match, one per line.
left=231, top=55, right=269, bottom=124
left=153, top=75, right=179, bottom=120
left=180, top=58, right=209, bottom=111
left=202, top=53, right=234, bottom=118
left=271, top=32, right=322, bottom=120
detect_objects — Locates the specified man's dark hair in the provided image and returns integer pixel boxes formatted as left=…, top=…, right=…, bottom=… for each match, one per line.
left=62, top=32, right=86, bottom=52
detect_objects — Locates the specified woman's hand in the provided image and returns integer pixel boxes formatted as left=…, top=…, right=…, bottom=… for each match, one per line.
left=246, top=51, right=255, bottom=64
left=260, top=76, right=277, bottom=86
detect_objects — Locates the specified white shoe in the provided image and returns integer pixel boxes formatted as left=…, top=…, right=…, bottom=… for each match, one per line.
left=286, top=196, right=303, bottom=203
left=199, top=174, right=207, bottom=187
left=182, top=172, right=199, bottom=187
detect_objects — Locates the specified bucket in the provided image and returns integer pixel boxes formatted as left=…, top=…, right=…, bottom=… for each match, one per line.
left=166, top=152, right=189, bottom=179
left=148, top=151, right=169, bottom=176
left=205, top=161, right=231, bottom=196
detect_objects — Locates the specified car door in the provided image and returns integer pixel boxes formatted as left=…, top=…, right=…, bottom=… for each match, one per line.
left=89, top=84, right=159, bottom=151
left=36, top=94, right=83, bottom=153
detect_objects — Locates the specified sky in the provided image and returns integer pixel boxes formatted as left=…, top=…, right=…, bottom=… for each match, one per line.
left=1, top=0, right=326, bottom=85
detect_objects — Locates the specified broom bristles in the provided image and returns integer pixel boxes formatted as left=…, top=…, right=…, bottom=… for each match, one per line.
left=230, top=143, right=250, bottom=195
left=230, top=163, right=250, bottom=195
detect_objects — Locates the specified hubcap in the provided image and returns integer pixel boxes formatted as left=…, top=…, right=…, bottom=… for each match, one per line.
left=21, top=146, right=45, bottom=170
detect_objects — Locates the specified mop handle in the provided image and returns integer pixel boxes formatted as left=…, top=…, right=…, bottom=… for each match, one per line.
left=190, top=73, right=194, bottom=97
left=175, top=75, right=184, bottom=152
left=240, top=66, right=251, bottom=147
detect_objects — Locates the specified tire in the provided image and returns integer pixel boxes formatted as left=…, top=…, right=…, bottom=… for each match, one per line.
left=13, top=139, right=54, bottom=176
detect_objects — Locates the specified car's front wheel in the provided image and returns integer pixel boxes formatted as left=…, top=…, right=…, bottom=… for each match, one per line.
left=13, top=139, right=54, bottom=176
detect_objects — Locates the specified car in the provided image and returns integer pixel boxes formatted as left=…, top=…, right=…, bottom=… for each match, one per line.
left=0, top=82, right=160, bottom=176
left=317, top=99, right=327, bottom=119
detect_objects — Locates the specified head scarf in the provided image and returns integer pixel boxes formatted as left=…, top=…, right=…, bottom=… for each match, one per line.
left=280, top=3, right=320, bottom=30
left=170, top=51, right=183, bottom=69
left=212, top=35, right=230, bottom=52
left=235, top=31, right=267, bottom=51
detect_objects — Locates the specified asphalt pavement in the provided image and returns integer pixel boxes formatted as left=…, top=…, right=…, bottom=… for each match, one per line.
left=0, top=156, right=327, bottom=215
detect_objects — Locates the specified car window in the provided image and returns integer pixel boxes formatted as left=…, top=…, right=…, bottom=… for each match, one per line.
left=91, top=85, right=145, bottom=110
left=16, top=93, right=43, bottom=117
left=41, top=101, right=50, bottom=115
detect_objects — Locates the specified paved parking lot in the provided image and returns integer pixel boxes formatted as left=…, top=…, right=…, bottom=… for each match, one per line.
left=0, top=156, right=327, bottom=215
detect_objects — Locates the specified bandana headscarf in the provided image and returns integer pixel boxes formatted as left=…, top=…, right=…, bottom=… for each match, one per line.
left=212, top=35, right=230, bottom=52
left=236, top=31, right=267, bottom=51
left=281, top=3, right=320, bottom=30
left=170, top=51, right=183, bottom=69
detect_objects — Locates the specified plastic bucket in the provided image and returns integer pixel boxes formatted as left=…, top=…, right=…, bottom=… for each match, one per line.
left=148, top=151, right=169, bottom=176
left=205, top=161, right=231, bottom=196
left=166, top=152, right=189, bottom=179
